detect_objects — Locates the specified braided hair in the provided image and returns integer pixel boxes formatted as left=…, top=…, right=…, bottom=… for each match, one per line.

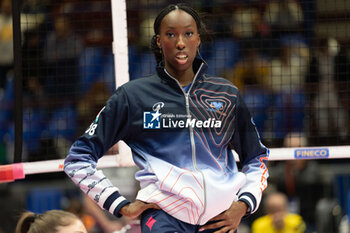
left=150, top=3, right=207, bottom=64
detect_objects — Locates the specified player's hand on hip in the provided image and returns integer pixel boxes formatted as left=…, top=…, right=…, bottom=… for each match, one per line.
left=120, top=200, right=160, bottom=219
left=199, top=201, right=248, bottom=233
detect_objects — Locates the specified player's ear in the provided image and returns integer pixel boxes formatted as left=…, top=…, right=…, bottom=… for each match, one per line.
left=197, top=34, right=201, bottom=48
left=156, top=35, right=161, bottom=49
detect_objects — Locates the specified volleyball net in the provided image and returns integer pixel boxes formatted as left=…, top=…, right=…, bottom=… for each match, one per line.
left=0, top=0, right=349, bottom=175
left=1, top=145, right=350, bottom=183
left=1, top=1, right=350, bottom=232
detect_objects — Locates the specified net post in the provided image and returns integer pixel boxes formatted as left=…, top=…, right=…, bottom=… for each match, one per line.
left=110, top=0, right=129, bottom=88
left=110, top=0, right=132, bottom=155
left=12, top=0, right=23, bottom=163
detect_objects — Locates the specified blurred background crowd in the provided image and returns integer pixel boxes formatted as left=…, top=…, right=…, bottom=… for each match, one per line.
left=0, top=0, right=349, bottom=232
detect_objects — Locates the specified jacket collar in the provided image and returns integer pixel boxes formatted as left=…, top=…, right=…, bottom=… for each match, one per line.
left=156, top=58, right=208, bottom=85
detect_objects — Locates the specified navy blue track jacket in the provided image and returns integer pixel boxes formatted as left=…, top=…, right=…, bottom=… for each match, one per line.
left=64, top=58, right=269, bottom=225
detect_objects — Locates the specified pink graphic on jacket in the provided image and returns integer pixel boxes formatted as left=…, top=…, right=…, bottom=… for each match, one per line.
left=145, top=166, right=204, bottom=224
left=146, top=216, right=156, bottom=231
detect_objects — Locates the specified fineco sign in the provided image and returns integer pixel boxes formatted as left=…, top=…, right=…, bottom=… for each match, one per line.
left=294, top=148, right=329, bottom=159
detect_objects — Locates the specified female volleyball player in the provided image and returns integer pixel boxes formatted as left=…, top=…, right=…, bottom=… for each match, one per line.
left=64, top=3, right=269, bottom=233
left=15, top=210, right=87, bottom=233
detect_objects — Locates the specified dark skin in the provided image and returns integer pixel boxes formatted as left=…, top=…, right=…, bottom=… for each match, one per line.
left=120, top=9, right=248, bottom=232
left=199, top=201, right=248, bottom=233
left=156, top=9, right=200, bottom=86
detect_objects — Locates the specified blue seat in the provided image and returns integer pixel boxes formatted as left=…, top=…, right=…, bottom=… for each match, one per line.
left=271, top=91, right=306, bottom=139
left=137, top=51, right=157, bottom=78
left=0, top=77, right=14, bottom=140
left=243, top=88, right=270, bottom=133
left=79, top=47, right=105, bottom=94
left=99, top=51, right=116, bottom=92
left=206, top=39, right=240, bottom=76
left=347, top=189, right=350, bottom=219
left=128, top=45, right=141, bottom=80
left=27, top=188, right=63, bottom=214
left=22, top=108, right=47, bottom=153
left=48, top=105, right=77, bottom=142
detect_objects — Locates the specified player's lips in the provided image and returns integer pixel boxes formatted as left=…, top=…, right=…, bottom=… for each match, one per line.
left=175, top=53, right=188, bottom=64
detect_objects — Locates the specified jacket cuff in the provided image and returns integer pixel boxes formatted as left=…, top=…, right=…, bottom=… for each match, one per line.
left=103, top=191, right=131, bottom=217
left=238, top=192, right=256, bottom=215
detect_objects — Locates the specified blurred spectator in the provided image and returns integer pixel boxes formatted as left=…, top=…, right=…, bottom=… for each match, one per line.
left=22, top=0, right=47, bottom=14
left=232, top=5, right=263, bottom=39
left=251, top=191, right=306, bottom=233
left=264, top=0, right=304, bottom=37
left=267, top=42, right=308, bottom=143
left=306, top=38, right=348, bottom=142
left=43, top=14, right=83, bottom=99
left=268, top=132, right=322, bottom=231
left=22, top=28, right=45, bottom=80
left=231, top=3, right=271, bottom=55
left=77, top=81, right=111, bottom=134
left=0, top=0, right=13, bottom=90
left=315, top=198, right=343, bottom=233
left=222, top=41, right=270, bottom=91
left=339, top=215, right=349, bottom=233
left=334, top=43, right=350, bottom=141
left=138, top=14, right=156, bottom=49
left=221, top=41, right=270, bottom=133
left=60, top=0, right=113, bottom=48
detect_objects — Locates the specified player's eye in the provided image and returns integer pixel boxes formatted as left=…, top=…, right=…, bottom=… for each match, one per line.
left=166, top=32, right=175, bottom=37
left=186, top=32, right=194, bottom=37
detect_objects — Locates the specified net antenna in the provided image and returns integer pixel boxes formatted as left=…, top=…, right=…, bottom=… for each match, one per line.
left=110, top=0, right=133, bottom=164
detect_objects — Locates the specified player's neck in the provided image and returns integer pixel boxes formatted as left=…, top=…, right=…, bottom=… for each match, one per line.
left=166, top=67, right=194, bottom=86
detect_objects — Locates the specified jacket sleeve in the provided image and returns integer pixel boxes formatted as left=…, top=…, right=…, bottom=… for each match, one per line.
left=230, top=92, right=269, bottom=215
left=64, top=86, right=131, bottom=217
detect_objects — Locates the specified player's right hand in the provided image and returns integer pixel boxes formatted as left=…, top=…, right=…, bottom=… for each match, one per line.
left=120, top=200, right=160, bottom=219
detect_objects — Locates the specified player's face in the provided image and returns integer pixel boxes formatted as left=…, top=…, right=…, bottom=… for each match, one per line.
left=157, top=9, right=200, bottom=76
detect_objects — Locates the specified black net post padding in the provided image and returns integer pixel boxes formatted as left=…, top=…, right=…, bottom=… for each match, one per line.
left=12, top=0, right=23, bottom=163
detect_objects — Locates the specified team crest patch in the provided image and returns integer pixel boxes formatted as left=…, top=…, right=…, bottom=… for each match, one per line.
left=206, top=99, right=227, bottom=118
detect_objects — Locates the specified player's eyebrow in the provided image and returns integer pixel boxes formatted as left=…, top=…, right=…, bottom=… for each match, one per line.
left=167, top=24, right=195, bottom=29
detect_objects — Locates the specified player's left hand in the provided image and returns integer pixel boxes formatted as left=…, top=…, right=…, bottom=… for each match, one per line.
left=199, top=201, right=248, bottom=233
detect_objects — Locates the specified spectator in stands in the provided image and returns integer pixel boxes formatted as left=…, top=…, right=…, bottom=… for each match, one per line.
left=231, top=3, right=271, bottom=56
left=306, top=37, right=348, bottom=142
left=232, top=5, right=263, bottom=40
left=334, top=43, right=350, bottom=139
left=15, top=209, right=87, bottom=233
left=43, top=14, right=83, bottom=99
left=222, top=41, right=270, bottom=91
left=268, top=132, right=322, bottom=231
left=251, top=192, right=306, bottom=233
left=221, top=41, right=271, bottom=133
left=267, top=41, right=309, bottom=144
left=42, top=13, right=83, bottom=156
left=0, top=0, right=13, bottom=90
left=76, top=81, right=111, bottom=135
left=263, top=0, right=304, bottom=38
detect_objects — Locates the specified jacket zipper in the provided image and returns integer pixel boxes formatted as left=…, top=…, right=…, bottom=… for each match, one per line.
left=163, top=65, right=207, bottom=225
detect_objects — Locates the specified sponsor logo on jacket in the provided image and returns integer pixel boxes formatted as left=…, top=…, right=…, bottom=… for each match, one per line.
left=143, top=102, right=222, bottom=129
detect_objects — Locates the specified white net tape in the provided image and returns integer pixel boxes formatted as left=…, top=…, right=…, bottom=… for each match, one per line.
left=0, top=145, right=348, bottom=183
